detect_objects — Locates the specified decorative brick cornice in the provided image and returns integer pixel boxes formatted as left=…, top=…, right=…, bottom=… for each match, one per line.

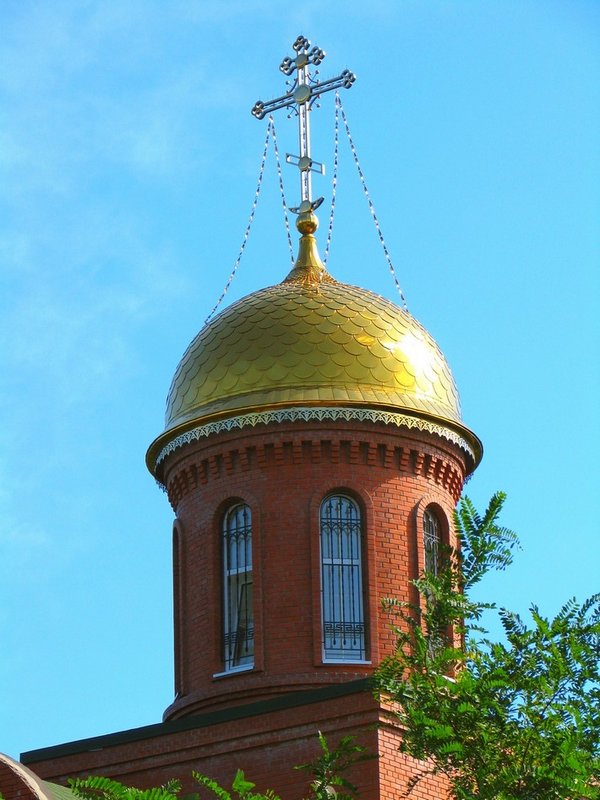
left=154, top=406, right=476, bottom=470
left=165, top=429, right=465, bottom=509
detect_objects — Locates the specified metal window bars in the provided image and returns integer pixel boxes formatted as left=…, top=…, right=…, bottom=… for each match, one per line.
left=320, top=495, right=366, bottom=661
left=223, top=504, right=254, bottom=670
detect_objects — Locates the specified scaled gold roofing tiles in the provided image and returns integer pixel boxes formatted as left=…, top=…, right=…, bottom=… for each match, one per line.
left=163, top=279, right=463, bottom=432
left=319, top=360, right=344, bottom=380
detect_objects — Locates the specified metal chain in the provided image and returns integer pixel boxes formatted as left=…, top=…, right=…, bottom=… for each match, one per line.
left=323, top=93, right=340, bottom=265
left=204, top=121, right=273, bottom=324
left=270, top=115, right=295, bottom=264
left=205, top=97, right=406, bottom=323
left=338, top=99, right=408, bottom=310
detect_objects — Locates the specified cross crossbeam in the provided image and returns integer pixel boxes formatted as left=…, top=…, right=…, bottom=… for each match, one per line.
left=251, top=35, right=355, bottom=213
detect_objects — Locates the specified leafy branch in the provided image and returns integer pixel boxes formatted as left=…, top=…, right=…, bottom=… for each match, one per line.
left=374, top=492, right=600, bottom=800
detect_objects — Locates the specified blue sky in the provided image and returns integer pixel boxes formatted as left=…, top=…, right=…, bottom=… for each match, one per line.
left=1, top=0, right=598, bottom=761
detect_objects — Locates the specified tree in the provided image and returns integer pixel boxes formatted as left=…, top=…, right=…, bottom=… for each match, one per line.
left=375, top=492, right=600, bottom=799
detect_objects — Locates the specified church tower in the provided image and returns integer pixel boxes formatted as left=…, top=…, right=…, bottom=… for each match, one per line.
left=145, top=35, right=482, bottom=798
left=12, top=36, right=482, bottom=800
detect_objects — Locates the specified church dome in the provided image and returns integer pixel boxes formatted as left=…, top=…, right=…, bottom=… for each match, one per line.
left=147, top=227, right=482, bottom=475
left=167, top=281, right=460, bottom=427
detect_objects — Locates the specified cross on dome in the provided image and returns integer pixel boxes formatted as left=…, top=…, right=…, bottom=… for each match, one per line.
left=251, top=35, right=355, bottom=215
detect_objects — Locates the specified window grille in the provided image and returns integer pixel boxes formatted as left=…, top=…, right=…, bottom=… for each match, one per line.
left=223, top=504, right=254, bottom=671
left=423, top=508, right=441, bottom=576
left=320, top=495, right=366, bottom=661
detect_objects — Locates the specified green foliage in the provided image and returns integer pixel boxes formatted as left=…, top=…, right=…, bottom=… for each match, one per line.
left=69, top=771, right=279, bottom=800
left=69, top=775, right=182, bottom=800
left=295, top=730, right=374, bottom=800
left=455, top=492, right=519, bottom=591
left=192, top=768, right=281, bottom=800
left=375, top=492, right=600, bottom=799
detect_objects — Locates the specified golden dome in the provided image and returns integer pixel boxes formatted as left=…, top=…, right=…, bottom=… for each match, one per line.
left=147, top=230, right=482, bottom=474
left=166, top=281, right=461, bottom=425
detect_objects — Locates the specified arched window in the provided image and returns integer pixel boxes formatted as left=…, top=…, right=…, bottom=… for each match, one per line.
left=320, top=495, right=366, bottom=662
left=222, top=503, right=253, bottom=671
left=423, top=507, right=441, bottom=576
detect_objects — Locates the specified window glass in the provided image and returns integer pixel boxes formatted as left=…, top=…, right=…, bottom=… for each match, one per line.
left=223, top=504, right=253, bottom=671
left=320, top=495, right=366, bottom=661
left=423, top=507, right=441, bottom=576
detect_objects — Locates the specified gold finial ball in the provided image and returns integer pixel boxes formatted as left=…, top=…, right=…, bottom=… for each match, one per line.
left=296, top=212, right=319, bottom=235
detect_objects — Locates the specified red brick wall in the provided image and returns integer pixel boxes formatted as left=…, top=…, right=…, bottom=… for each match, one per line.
left=22, top=418, right=465, bottom=800
left=379, top=722, right=450, bottom=800
left=24, top=693, right=381, bottom=798
left=161, top=420, right=467, bottom=720
left=23, top=700, right=449, bottom=800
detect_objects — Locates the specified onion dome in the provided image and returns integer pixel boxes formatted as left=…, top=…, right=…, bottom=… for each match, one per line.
left=147, top=213, right=482, bottom=477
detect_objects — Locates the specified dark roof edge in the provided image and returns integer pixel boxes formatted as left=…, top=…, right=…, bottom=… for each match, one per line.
left=22, top=678, right=371, bottom=765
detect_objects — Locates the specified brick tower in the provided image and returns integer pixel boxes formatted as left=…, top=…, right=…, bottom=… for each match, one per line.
left=147, top=210, right=482, bottom=710
left=13, top=36, right=482, bottom=800
left=139, top=198, right=481, bottom=797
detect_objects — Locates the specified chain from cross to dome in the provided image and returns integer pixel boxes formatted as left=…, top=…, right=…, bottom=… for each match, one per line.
left=204, top=116, right=296, bottom=324
left=323, top=91, right=340, bottom=266
left=208, top=36, right=407, bottom=322
left=202, top=121, right=271, bottom=324
left=270, top=116, right=294, bottom=266
left=336, top=95, right=408, bottom=311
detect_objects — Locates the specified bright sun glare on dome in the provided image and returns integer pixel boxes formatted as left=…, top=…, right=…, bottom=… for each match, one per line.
left=384, top=331, right=437, bottom=378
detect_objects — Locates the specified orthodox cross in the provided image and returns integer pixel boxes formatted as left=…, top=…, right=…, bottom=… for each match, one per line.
left=251, top=35, right=355, bottom=215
